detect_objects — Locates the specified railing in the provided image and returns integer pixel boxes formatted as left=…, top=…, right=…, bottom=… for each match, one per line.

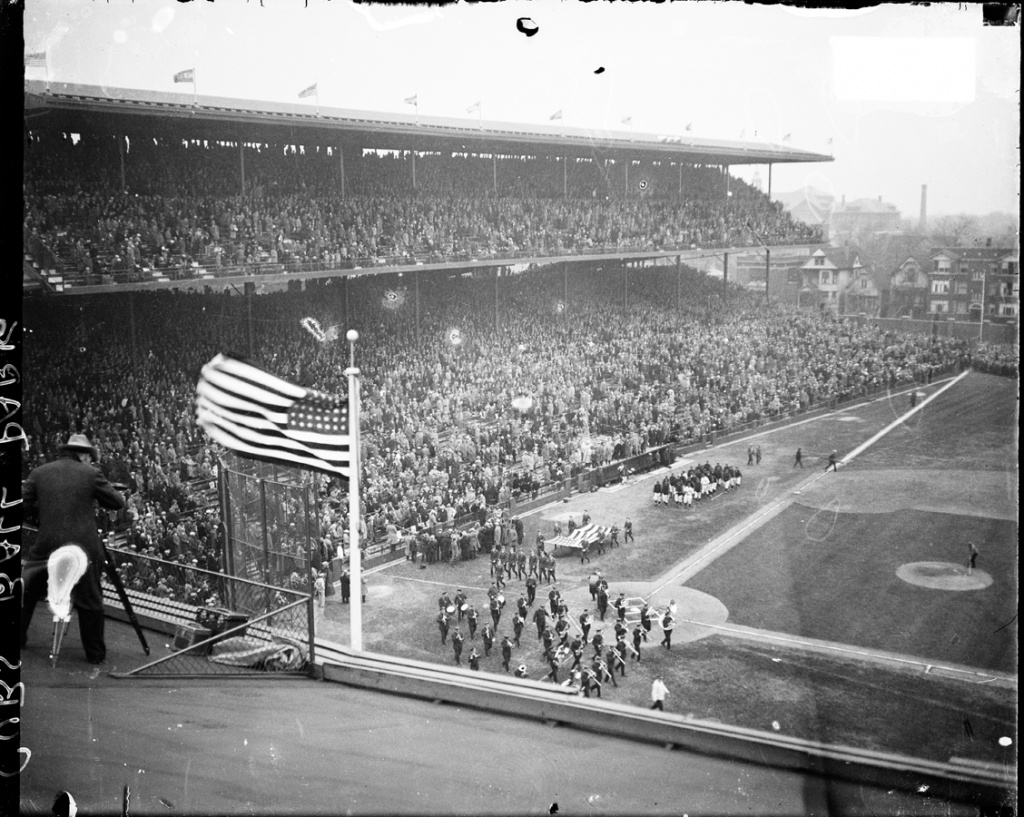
left=29, top=235, right=826, bottom=289
left=103, top=546, right=315, bottom=677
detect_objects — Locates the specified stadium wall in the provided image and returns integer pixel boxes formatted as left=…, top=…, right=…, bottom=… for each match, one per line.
left=848, top=315, right=1018, bottom=346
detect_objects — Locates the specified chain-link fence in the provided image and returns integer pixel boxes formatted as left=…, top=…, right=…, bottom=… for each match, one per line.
left=220, top=454, right=322, bottom=607
left=104, top=547, right=313, bottom=678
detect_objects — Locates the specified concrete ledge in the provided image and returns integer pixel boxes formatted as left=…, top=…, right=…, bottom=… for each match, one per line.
left=319, top=645, right=1013, bottom=810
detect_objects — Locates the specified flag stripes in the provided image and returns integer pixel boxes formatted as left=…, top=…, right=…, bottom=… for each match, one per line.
left=546, top=523, right=610, bottom=550
left=196, top=354, right=350, bottom=477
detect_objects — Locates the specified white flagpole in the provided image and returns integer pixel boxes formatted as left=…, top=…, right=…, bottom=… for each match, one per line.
left=346, top=330, right=363, bottom=651
left=315, top=82, right=320, bottom=117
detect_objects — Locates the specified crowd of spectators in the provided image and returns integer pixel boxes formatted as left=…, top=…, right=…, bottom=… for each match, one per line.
left=24, top=128, right=822, bottom=281
left=23, top=255, right=1011, bottom=602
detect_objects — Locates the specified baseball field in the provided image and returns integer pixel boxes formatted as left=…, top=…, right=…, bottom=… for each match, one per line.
left=316, top=371, right=1018, bottom=765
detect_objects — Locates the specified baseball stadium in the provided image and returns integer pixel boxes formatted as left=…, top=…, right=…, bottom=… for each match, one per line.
left=12, top=41, right=1018, bottom=817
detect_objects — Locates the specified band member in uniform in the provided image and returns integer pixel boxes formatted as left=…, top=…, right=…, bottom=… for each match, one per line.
left=579, top=539, right=591, bottom=564
left=468, top=648, right=481, bottom=671
left=437, top=611, right=450, bottom=645
left=624, top=519, right=634, bottom=543
left=514, top=663, right=528, bottom=679
left=610, top=526, right=619, bottom=548
left=532, top=606, right=548, bottom=639
left=613, top=620, right=628, bottom=643
left=489, top=596, right=502, bottom=628
left=516, top=594, right=528, bottom=620
left=454, top=589, right=467, bottom=621
left=596, top=585, right=609, bottom=621
left=632, top=624, right=643, bottom=662
left=466, top=604, right=479, bottom=640
left=439, top=590, right=453, bottom=612
left=500, top=636, right=513, bottom=672
left=613, top=593, right=627, bottom=621
left=527, top=548, right=538, bottom=577
left=541, top=627, right=555, bottom=660
left=661, top=611, right=675, bottom=650
left=545, top=653, right=560, bottom=684
left=569, top=635, right=584, bottom=670
left=516, top=547, right=527, bottom=580
left=512, top=612, right=525, bottom=647
left=481, top=621, right=495, bottom=657
left=547, top=554, right=557, bottom=584
left=591, top=630, right=605, bottom=660
left=490, top=547, right=501, bottom=578
left=555, top=615, right=570, bottom=648
left=595, top=655, right=616, bottom=688
left=452, top=628, right=464, bottom=665
left=548, top=588, right=560, bottom=616
left=640, top=604, right=652, bottom=641
left=588, top=572, right=600, bottom=601
left=579, top=610, right=592, bottom=644
left=582, top=666, right=599, bottom=698
left=582, top=510, right=591, bottom=526
left=525, top=574, right=538, bottom=606
left=609, top=643, right=627, bottom=677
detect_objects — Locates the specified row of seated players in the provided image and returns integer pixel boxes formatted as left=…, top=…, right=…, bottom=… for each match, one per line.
left=652, top=463, right=741, bottom=506
left=24, top=136, right=821, bottom=277
left=22, top=280, right=1015, bottom=609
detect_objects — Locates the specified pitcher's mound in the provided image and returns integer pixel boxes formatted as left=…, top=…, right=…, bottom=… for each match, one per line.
left=896, top=562, right=993, bottom=591
left=646, top=587, right=729, bottom=644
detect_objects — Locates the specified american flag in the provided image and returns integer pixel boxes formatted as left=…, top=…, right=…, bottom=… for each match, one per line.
left=196, top=354, right=351, bottom=477
left=299, top=83, right=318, bottom=99
left=174, top=69, right=195, bottom=84
left=25, top=52, right=47, bottom=69
left=545, top=523, right=610, bottom=551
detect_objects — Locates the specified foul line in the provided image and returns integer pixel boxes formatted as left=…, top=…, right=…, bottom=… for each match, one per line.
left=835, top=369, right=971, bottom=469
left=650, top=370, right=971, bottom=596
left=672, top=618, right=1016, bottom=686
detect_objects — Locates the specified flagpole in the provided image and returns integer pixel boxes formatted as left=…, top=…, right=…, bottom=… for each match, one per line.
left=345, top=330, right=363, bottom=651
left=192, top=67, right=197, bottom=108
left=315, top=81, right=320, bottom=118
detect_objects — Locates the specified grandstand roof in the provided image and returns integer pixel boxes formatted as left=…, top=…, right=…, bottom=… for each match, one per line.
left=25, top=80, right=833, bottom=167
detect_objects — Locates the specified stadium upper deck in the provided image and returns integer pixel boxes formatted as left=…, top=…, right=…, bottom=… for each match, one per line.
left=23, top=80, right=829, bottom=294
left=26, top=80, right=832, bottom=167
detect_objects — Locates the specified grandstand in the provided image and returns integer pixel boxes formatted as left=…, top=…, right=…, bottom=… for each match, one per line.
left=24, top=79, right=826, bottom=292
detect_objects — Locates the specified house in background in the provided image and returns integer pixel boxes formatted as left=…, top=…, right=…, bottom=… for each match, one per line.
left=888, top=256, right=929, bottom=318
left=927, top=247, right=1019, bottom=322
left=795, top=246, right=866, bottom=314
left=830, top=196, right=902, bottom=240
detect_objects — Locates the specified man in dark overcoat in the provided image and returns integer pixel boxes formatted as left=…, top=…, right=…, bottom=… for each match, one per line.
left=22, top=434, right=127, bottom=664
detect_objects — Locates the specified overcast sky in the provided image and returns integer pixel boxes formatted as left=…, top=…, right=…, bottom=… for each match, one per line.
left=24, top=0, right=1020, bottom=219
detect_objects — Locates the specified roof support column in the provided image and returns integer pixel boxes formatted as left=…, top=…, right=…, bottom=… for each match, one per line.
left=338, top=145, right=345, bottom=199
left=723, top=251, right=729, bottom=301
left=494, top=267, right=500, bottom=333
left=239, top=141, right=246, bottom=196
left=493, top=154, right=498, bottom=195
left=411, top=150, right=417, bottom=191
left=563, top=154, right=567, bottom=197
left=676, top=255, right=681, bottom=312
left=624, top=161, right=629, bottom=198
left=415, top=269, right=421, bottom=350
left=119, top=133, right=126, bottom=192
left=767, top=162, right=772, bottom=199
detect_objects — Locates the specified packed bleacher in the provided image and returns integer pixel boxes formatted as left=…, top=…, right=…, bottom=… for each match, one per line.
left=24, top=129, right=822, bottom=282
left=23, top=253, right=1005, bottom=601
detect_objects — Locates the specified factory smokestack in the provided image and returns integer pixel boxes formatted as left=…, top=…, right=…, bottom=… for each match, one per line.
left=919, top=184, right=928, bottom=232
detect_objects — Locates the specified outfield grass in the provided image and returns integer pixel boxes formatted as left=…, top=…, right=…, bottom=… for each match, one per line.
left=688, top=505, right=1018, bottom=673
